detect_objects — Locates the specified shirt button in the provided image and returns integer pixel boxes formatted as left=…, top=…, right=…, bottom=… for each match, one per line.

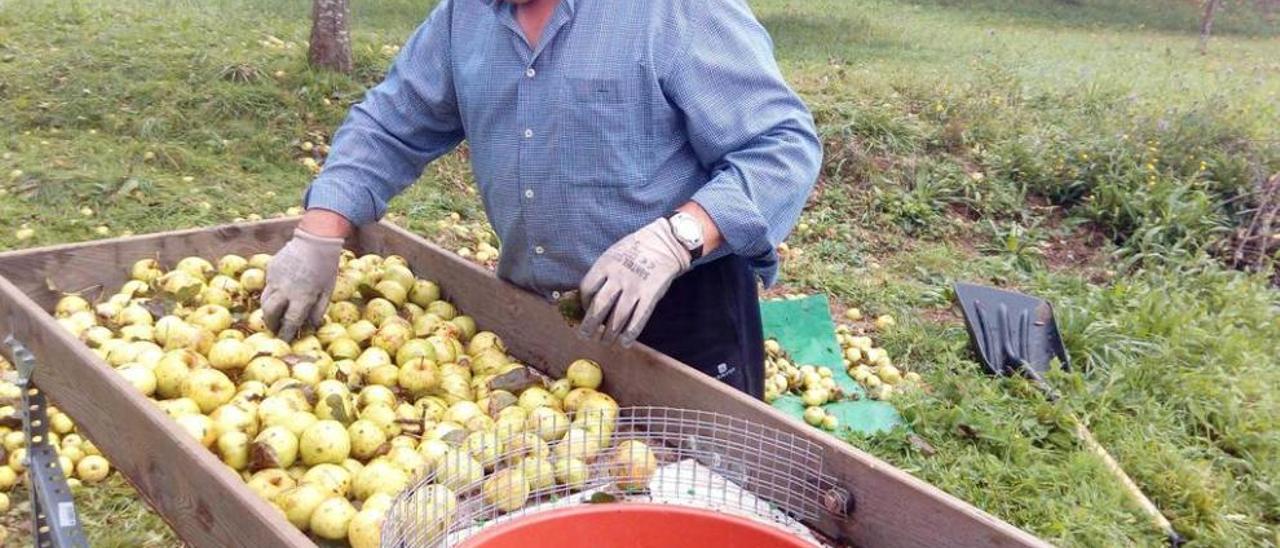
left=524, top=189, right=534, bottom=199
left=523, top=128, right=533, bottom=138
left=551, top=291, right=561, bottom=299
left=534, top=246, right=545, bottom=255
left=525, top=68, right=536, bottom=78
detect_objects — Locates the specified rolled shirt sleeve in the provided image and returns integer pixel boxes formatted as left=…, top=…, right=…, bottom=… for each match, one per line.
left=303, top=0, right=465, bottom=226
left=662, top=0, right=822, bottom=286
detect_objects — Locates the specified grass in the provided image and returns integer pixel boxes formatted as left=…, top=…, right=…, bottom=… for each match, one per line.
left=0, top=475, right=175, bottom=548
left=1, top=0, right=1278, bottom=546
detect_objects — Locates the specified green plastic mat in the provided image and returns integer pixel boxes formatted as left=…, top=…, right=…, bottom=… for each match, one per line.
left=760, top=294, right=903, bottom=435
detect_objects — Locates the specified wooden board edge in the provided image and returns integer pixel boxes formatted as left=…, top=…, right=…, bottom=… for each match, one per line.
left=0, top=218, right=299, bottom=264
left=0, top=275, right=311, bottom=547
left=0, top=219, right=301, bottom=311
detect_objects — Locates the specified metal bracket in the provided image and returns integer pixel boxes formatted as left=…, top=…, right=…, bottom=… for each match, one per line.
left=821, top=485, right=856, bottom=518
left=5, top=335, right=89, bottom=548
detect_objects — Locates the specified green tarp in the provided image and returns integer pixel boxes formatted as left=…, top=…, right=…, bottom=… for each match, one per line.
left=759, top=294, right=903, bottom=435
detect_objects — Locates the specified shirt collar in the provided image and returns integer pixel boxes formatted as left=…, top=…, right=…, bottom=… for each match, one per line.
left=476, top=0, right=575, bottom=15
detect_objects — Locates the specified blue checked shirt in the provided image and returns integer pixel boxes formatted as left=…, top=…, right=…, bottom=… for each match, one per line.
left=304, top=0, right=822, bottom=299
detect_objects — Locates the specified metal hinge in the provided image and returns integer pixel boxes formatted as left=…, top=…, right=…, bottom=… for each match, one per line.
left=5, top=335, right=89, bottom=548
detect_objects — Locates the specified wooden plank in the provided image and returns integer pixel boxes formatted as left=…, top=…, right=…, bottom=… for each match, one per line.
left=0, top=219, right=297, bottom=311
left=359, top=222, right=1050, bottom=548
left=0, top=275, right=312, bottom=548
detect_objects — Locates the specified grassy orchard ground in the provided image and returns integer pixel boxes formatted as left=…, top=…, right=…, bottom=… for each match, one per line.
left=1, top=0, right=1278, bottom=545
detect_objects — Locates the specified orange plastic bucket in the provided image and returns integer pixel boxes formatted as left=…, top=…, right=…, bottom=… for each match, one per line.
left=459, top=503, right=813, bottom=548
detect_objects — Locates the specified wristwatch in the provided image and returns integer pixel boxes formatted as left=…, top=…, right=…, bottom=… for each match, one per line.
left=665, top=211, right=704, bottom=260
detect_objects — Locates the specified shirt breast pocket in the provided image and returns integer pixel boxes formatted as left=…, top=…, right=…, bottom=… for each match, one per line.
left=569, top=78, right=625, bottom=104
left=561, top=76, right=649, bottom=187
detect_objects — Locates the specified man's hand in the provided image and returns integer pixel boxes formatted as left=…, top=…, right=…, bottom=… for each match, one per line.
left=578, top=218, right=692, bottom=347
left=261, top=227, right=345, bottom=342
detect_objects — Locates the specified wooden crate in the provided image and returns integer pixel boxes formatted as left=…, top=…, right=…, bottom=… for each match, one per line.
left=0, top=219, right=1047, bottom=547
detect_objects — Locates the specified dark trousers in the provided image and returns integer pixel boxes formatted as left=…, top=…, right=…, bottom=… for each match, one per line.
left=637, top=255, right=765, bottom=399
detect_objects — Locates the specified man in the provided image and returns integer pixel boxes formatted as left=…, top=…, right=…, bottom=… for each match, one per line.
left=262, top=0, right=821, bottom=398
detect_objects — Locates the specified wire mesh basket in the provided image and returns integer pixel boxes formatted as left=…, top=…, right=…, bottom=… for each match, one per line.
left=382, top=406, right=840, bottom=547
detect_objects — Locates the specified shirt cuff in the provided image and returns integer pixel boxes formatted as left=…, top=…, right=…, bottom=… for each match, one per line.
left=302, top=178, right=380, bottom=227
left=690, top=171, right=780, bottom=286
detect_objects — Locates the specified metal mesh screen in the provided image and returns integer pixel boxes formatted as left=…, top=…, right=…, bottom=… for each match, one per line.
left=381, top=406, right=832, bottom=547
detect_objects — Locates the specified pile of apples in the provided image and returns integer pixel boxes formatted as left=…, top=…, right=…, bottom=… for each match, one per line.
left=762, top=340, right=844, bottom=431
left=760, top=306, right=924, bottom=431
left=1, top=360, right=114, bottom=523
left=432, top=212, right=501, bottom=265
left=41, top=251, right=642, bottom=546
left=5, top=357, right=113, bottom=527
left=838, top=309, right=920, bottom=401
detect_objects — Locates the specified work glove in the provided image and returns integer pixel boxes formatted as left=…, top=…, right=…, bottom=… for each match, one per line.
left=579, top=218, right=692, bottom=347
left=261, top=228, right=344, bottom=342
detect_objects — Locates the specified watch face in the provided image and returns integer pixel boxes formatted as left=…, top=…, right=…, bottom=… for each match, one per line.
left=672, top=214, right=702, bottom=247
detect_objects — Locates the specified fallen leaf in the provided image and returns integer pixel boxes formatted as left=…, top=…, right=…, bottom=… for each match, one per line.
left=907, top=433, right=937, bottom=456
left=488, top=366, right=545, bottom=394
left=587, top=492, right=617, bottom=504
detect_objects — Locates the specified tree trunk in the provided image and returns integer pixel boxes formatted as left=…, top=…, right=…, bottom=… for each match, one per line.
left=1198, top=0, right=1221, bottom=54
left=309, top=0, right=353, bottom=74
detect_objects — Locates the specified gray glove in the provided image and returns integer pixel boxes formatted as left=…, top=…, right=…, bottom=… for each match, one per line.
left=579, top=218, right=692, bottom=347
left=261, top=228, right=344, bottom=342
